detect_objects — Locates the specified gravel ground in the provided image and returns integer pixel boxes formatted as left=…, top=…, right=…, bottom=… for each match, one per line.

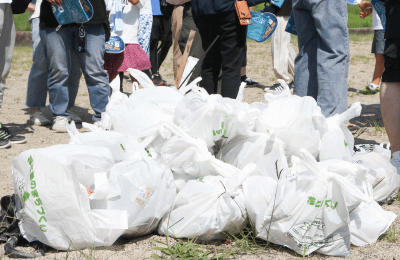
left=1, top=34, right=399, bottom=259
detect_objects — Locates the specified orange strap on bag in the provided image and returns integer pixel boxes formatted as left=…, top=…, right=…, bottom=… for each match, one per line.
left=234, top=0, right=252, bottom=25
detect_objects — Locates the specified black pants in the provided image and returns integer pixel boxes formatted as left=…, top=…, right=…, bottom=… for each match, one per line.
left=150, top=15, right=173, bottom=75
left=195, top=11, right=247, bottom=98
left=178, top=3, right=204, bottom=84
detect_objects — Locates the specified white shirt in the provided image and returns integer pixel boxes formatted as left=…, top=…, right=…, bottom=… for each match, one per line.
left=29, top=0, right=42, bottom=21
left=117, top=1, right=143, bottom=44
left=140, top=0, right=152, bottom=15
left=372, top=7, right=383, bottom=31
left=0, top=0, right=12, bottom=4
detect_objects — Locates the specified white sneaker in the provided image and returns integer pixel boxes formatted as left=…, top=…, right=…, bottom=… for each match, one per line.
left=29, top=111, right=52, bottom=126
left=52, top=116, right=70, bottom=133
left=67, top=109, right=82, bottom=124
left=390, top=151, right=400, bottom=175
left=367, top=83, right=380, bottom=91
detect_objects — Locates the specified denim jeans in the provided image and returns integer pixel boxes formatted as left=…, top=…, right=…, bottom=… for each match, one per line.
left=40, top=25, right=110, bottom=121
left=292, top=0, right=349, bottom=117
left=26, top=18, right=82, bottom=109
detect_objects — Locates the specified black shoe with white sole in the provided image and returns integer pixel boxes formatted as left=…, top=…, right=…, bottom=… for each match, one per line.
left=269, top=82, right=285, bottom=92
left=0, top=124, right=26, bottom=148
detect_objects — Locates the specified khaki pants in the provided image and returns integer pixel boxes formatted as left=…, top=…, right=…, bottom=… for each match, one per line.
left=171, top=5, right=184, bottom=79
left=0, top=3, right=16, bottom=112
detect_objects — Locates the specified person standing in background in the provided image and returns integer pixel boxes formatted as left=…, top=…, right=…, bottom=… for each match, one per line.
left=379, top=0, right=400, bottom=173
left=0, top=0, right=28, bottom=148
left=26, top=0, right=82, bottom=126
left=191, top=0, right=267, bottom=98
left=138, top=0, right=152, bottom=57
left=358, top=0, right=385, bottom=94
left=117, top=0, right=152, bottom=89
left=268, top=0, right=296, bottom=91
left=177, top=0, right=203, bottom=83
left=149, top=0, right=172, bottom=86
left=40, top=0, right=111, bottom=132
left=292, top=0, right=349, bottom=117
left=168, top=0, right=188, bottom=79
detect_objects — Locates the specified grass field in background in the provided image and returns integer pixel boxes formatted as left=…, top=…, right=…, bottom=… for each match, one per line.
left=13, top=11, right=31, bottom=32
left=13, top=4, right=372, bottom=32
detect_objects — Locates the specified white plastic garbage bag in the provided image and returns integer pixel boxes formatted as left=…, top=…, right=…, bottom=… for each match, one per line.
left=158, top=163, right=256, bottom=240
left=353, top=152, right=400, bottom=203
left=127, top=68, right=156, bottom=88
left=247, top=149, right=370, bottom=257
left=318, top=102, right=362, bottom=162
left=175, top=93, right=250, bottom=148
left=101, top=75, right=129, bottom=130
left=159, top=121, right=243, bottom=183
left=12, top=145, right=128, bottom=250
left=217, top=132, right=288, bottom=180
left=106, top=153, right=176, bottom=237
left=349, top=182, right=396, bottom=246
left=67, top=123, right=146, bottom=162
left=256, top=85, right=324, bottom=162
left=107, top=87, right=183, bottom=136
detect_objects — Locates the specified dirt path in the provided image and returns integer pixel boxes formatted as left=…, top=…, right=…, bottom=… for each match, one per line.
left=1, top=34, right=399, bottom=259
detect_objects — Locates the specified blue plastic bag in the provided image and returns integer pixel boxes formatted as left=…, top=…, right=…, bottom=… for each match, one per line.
left=105, top=36, right=125, bottom=54
left=285, top=12, right=297, bottom=35
left=51, top=0, right=94, bottom=25
left=247, top=11, right=278, bottom=43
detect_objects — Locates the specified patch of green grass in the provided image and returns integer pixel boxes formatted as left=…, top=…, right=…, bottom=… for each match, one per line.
left=9, top=46, right=33, bottom=78
left=348, top=4, right=372, bottom=28
left=373, top=119, right=386, bottom=135
left=13, top=11, right=31, bottom=32
left=350, top=54, right=373, bottom=65
left=382, top=225, right=397, bottom=243
left=349, top=32, right=374, bottom=43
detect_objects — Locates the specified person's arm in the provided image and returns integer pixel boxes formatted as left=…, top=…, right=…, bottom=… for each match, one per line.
left=360, top=8, right=372, bottom=19
left=128, top=0, right=139, bottom=5
left=359, top=1, right=372, bottom=11
left=47, top=0, right=62, bottom=6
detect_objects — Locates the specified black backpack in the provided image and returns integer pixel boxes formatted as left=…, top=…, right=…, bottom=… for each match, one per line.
left=1, top=194, right=45, bottom=258
left=11, top=0, right=31, bottom=14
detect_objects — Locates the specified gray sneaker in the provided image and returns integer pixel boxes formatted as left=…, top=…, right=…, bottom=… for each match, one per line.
left=29, top=111, right=52, bottom=126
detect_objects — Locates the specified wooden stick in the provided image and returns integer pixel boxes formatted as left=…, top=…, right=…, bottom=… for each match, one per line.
left=175, top=30, right=196, bottom=89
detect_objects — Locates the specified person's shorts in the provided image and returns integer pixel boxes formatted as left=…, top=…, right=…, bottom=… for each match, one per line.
left=371, top=30, right=385, bottom=54
left=382, top=38, right=400, bottom=83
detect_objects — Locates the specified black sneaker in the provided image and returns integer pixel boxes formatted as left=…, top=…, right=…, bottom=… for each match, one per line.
left=241, top=76, right=260, bottom=87
left=0, top=125, right=26, bottom=146
left=267, top=82, right=285, bottom=92
left=152, top=74, right=167, bottom=86
left=0, top=129, right=10, bottom=149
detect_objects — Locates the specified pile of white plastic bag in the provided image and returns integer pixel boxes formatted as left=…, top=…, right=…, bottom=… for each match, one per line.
left=11, top=75, right=399, bottom=257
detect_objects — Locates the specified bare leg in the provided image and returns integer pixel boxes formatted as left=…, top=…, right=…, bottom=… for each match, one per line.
left=380, top=82, right=400, bottom=154
left=241, top=67, right=246, bottom=77
left=372, top=53, right=385, bottom=85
